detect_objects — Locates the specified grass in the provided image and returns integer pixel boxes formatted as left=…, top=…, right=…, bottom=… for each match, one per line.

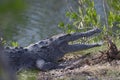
left=18, top=39, right=120, bottom=80
left=18, top=70, right=39, bottom=80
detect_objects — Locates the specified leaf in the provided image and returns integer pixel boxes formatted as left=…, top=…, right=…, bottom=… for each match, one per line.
left=108, top=11, right=115, bottom=27
left=103, top=25, right=107, bottom=32
left=58, top=22, right=65, bottom=28
left=11, top=41, right=19, bottom=47
left=66, top=11, right=71, bottom=17
left=70, top=12, right=78, bottom=19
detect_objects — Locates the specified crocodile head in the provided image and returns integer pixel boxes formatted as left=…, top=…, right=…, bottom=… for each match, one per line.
left=50, top=28, right=102, bottom=53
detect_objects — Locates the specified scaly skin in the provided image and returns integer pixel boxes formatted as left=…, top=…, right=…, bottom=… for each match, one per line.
left=4, top=28, right=102, bottom=71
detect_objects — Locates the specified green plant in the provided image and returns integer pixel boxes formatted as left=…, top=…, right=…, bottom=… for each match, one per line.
left=11, top=41, right=19, bottom=47
left=0, top=0, right=27, bottom=40
left=58, top=0, right=120, bottom=41
left=58, top=0, right=100, bottom=32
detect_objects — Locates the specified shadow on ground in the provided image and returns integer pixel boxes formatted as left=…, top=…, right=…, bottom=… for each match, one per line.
left=37, top=40, right=120, bottom=80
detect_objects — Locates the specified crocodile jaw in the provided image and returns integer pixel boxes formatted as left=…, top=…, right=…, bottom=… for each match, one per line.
left=54, top=28, right=101, bottom=46
left=55, top=28, right=102, bottom=53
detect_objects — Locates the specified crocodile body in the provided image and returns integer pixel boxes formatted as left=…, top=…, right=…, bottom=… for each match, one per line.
left=4, top=28, right=102, bottom=71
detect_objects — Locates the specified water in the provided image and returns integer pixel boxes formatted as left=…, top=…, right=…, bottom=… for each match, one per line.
left=5, top=0, right=104, bottom=47
left=12, top=0, right=78, bottom=46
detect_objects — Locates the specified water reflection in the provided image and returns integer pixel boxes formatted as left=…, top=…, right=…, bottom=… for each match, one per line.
left=13, top=0, right=77, bottom=46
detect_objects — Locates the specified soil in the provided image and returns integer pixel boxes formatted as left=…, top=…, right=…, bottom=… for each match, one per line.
left=37, top=39, right=120, bottom=80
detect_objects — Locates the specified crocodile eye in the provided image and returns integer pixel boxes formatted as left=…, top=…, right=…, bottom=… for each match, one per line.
left=67, top=34, right=71, bottom=36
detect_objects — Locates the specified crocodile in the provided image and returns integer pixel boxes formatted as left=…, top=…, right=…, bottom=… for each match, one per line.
left=4, top=28, right=102, bottom=72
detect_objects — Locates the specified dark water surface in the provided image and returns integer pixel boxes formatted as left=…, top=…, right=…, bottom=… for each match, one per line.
left=11, top=0, right=77, bottom=46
